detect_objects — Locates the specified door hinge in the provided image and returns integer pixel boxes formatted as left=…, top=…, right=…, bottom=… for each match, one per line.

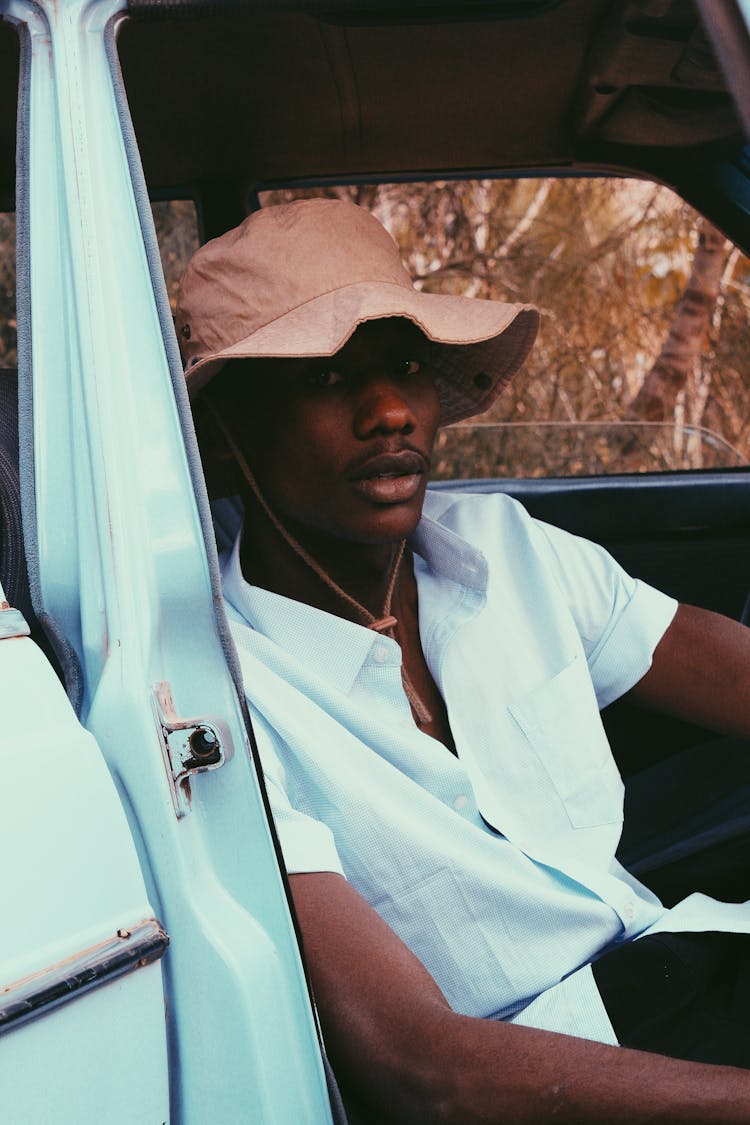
left=152, top=681, right=234, bottom=818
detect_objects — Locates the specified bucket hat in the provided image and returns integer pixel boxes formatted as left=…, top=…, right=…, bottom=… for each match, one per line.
left=176, top=198, right=539, bottom=425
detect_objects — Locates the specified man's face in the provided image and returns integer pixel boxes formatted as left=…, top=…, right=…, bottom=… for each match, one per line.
left=211, top=319, right=442, bottom=546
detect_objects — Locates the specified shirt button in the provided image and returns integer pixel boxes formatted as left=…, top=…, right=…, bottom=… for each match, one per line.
left=373, top=645, right=390, bottom=664
left=622, top=902, right=636, bottom=923
left=453, top=794, right=469, bottom=811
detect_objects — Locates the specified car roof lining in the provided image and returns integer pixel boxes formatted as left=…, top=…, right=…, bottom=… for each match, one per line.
left=0, top=1, right=741, bottom=213
left=117, top=0, right=744, bottom=199
left=0, top=0, right=742, bottom=222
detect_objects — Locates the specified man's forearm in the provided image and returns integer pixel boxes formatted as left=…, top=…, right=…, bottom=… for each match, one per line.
left=334, top=991, right=750, bottom=1124
left=293, top=872, right=750, bottom=1124
left=419, top=1013, right=750, bottom=1125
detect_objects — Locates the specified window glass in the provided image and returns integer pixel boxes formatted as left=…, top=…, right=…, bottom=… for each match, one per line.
left=260, top=181, right=750, bottom=479
left=0, top=210, right=16, bottom=368
left=151, top=199, right=200, bottom=314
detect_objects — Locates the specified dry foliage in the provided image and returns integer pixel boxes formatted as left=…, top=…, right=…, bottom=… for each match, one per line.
left=147, top=180, right=750, bottom=478
left=262, top=180, right=750, bottom=478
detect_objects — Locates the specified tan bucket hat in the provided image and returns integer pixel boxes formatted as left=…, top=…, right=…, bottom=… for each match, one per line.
left=176, top=198, right=539, bottom=425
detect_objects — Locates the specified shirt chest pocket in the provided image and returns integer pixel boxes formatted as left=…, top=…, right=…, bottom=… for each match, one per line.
left=508, top=655, right=623, bottom=829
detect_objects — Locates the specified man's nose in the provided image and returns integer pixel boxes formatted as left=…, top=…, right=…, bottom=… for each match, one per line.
left=353, top=376, right=415, bottom=438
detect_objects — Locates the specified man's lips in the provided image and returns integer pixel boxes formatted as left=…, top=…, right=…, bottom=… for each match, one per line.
left=348, top=449, right=429, bottom=504
left=349, top=450, right=429, bottom=481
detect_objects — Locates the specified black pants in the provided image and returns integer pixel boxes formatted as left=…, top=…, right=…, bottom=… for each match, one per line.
left=617, top=738, right=750, bottom=906
left=592, top=931, right=750, bottom=1068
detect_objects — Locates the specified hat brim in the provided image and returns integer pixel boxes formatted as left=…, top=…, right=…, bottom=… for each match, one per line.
left=184, top=280, right=539, bottom=425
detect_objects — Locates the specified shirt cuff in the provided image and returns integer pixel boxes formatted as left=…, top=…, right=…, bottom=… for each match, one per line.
left=275, top=814, right=346, bottom=878
left=589, top=580, right=678, bottom=709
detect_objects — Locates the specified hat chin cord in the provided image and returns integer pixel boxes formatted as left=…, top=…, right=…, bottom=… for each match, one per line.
left=204, top=400, right=433, bottom=726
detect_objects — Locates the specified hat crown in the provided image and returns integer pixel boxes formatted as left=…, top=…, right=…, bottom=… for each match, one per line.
left=176, top=197, right=539, bottom=425
left=177, top=198, right=411, bottom=365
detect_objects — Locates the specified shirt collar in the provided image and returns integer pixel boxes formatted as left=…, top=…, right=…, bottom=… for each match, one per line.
left=414, top=492, right=489, bottom=591
left=220, top=496, right=488, bottom=693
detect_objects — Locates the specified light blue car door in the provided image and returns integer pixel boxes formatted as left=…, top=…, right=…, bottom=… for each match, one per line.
left=0, top=588, right=171, bottom=1122
left=0, top=0, right=338, bottom=1120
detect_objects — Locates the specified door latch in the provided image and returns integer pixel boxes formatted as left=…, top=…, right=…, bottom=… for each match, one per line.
left=152, top=681, right=234, bottom=818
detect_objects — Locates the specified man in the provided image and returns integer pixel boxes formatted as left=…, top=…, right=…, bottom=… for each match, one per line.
left=177, top=198, right=750, bottom=1122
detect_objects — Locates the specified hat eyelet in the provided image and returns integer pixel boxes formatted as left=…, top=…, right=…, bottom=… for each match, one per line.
left=473, top=371, right=492, bottom=391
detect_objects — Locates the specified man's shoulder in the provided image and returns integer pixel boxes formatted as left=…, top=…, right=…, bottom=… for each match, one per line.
left=414, top=488, right=546, bottom=586
left=421, top=487, right=532, bottom=542
left=422, top=486, right=517, bottom=518
left=418, top=487, right=617, bottom=591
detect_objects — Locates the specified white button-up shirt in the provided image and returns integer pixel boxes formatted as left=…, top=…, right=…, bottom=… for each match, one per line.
left=220, top=490, right=750, bottom=1043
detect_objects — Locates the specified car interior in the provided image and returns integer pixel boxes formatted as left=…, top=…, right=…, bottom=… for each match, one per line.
left=119, top=0, right=750, bottom=906
left=1, top=0, right=750, bottom=911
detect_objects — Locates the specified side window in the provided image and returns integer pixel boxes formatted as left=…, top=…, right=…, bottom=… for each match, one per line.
left=0, top=17, right=15, bottom=375
left=0, top=211, right=15, bottom=369
left=0, top=19, right=21, bottom=621
left=261, top=181, right=750, bottom=480
left=151, top=199, right=200, bottom=314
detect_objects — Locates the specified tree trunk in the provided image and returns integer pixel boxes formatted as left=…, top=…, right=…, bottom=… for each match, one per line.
left=627, top=220, right=731, bottom=422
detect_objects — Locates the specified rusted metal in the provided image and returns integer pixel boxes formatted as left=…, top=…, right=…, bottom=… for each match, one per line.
left=152, top=680, right=234, bottom=818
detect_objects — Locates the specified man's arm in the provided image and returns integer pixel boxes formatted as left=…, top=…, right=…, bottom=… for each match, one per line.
left=628, top=603, right=750, bottom=737
left=292, top=871, right=750, bottom=1123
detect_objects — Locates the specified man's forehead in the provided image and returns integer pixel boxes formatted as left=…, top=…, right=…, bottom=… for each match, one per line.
left=212, top=316, right=430, bottom=396
left=298, top=316, right=424, bottom=353
left=321, top=317, right=429, bottom=358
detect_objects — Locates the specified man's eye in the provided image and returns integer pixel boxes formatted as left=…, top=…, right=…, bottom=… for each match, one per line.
left=305, top=367, right=344, bottom=388
left=397, top=358, right=422, bottom=377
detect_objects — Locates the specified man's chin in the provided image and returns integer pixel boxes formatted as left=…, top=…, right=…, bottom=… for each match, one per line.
left=277, top=486, right=427, bottom=551
left=344, top=503, right=425, bottom=546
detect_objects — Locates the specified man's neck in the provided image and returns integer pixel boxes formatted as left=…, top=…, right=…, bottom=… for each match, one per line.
left=239, top=502, right=408, bottom=625
left=238, top=494, right=454, bottom=748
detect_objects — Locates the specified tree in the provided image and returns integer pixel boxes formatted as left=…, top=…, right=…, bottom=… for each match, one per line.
left=627, top=220, right=732, bottom=424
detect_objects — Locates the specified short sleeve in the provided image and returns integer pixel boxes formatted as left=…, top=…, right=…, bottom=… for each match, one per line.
left=250, top=709, right=346, bottom=877
left=530, top=517, right=678, bottom=709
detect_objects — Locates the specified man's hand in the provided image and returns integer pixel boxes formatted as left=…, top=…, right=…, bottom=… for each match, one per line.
left=292, top=870, right=750, bottom=1123
left=629, top=603, right=750, bottom=737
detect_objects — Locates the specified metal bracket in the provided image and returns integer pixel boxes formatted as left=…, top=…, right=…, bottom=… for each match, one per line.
left=152, top=681, right=234, bottom=818
left=0, top=917, right=169, bottom=1035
